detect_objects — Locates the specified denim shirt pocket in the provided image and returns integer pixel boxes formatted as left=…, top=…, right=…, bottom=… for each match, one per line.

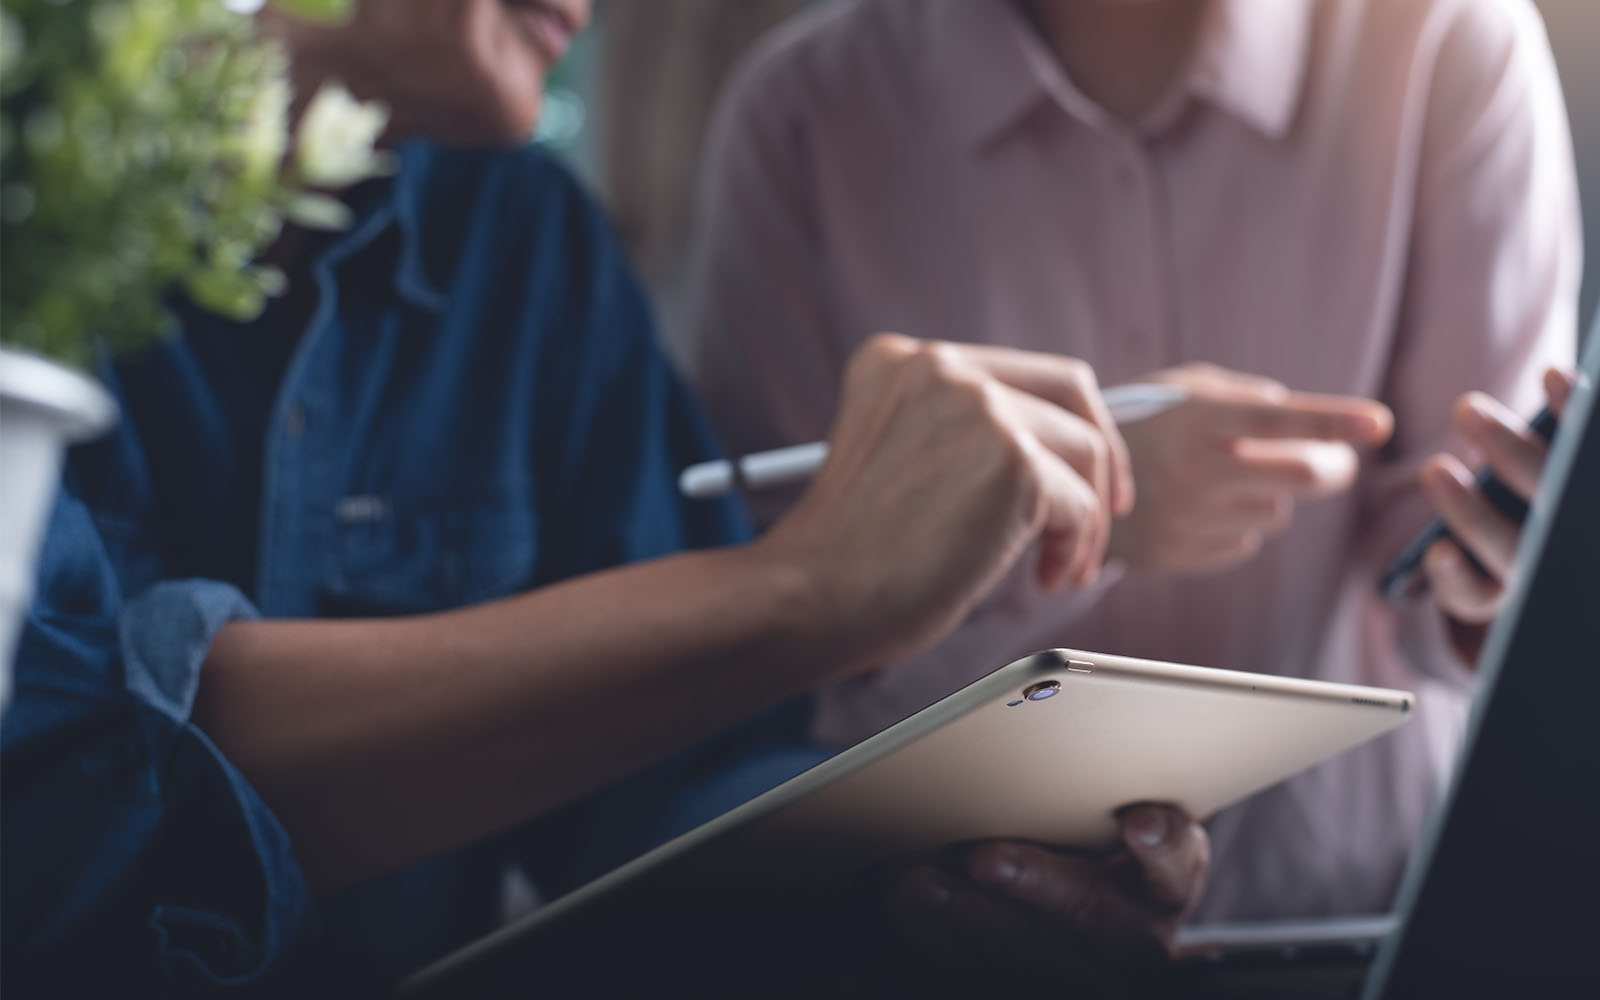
left=320, top=490, right=541, bottom=617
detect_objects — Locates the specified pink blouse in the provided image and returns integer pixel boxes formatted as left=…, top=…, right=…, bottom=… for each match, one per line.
left=681, top=0, right=1581, bottom=919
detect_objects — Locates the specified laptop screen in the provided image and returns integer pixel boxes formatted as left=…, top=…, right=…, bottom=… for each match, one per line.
left=1366, top=319, right=1600, bottom=997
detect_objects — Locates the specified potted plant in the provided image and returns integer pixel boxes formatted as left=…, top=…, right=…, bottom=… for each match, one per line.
left=0, top=0, right=387, bottom=708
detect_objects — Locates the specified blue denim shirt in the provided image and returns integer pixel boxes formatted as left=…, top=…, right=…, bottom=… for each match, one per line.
left=68, top=141, right=749, bottom=613
left=3, top=141, right=750, bottom=995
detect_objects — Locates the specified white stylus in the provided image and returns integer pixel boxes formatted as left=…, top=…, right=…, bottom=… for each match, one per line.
left=679, top=382, right=1188, bottom=499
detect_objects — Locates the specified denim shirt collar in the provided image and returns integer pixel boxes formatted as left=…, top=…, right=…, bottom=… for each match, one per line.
left=323, top=142, right=448, bottom=316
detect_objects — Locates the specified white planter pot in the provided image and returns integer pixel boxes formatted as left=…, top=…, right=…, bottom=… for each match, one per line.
left=0, top=347, right=118, bottom=715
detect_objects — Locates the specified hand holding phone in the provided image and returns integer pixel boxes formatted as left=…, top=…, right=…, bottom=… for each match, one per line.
left=1381, top=368, right=1579, bottom=666
left=1379, top=405, right=1558, bottom=600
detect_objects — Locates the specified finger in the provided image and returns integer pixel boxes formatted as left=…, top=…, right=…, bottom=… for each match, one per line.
left=1453, top=392, right=1547, bottom=501
left=1419, top=455, right=1520, bottom=581
left=1026, top=442, right=1104, bottom=591
left=957, top=345, right=1136, bottom=515
left=1118, top=805, right=1210, bottom=914
left=1203, top=391, right=1393, bottom=445
left=1226, top=439, right=1361, bottom=498
left=1421, top=539, right=1502, bottom=626
left=1007, top=390, right=1113, bottom=577
left=839, top=332, right=919, bottom=404
left=1544, top=367, right=1577, bottom=417
left=1223, top=493, right=1293, bottom=534
left=827, top=333, right=922, bottom=462
left=1185, top=533, right=1266, bottom=571
left=1160, top=363, right=1289, bottom=400
left=1172, top=496, right=1291, bottom=543
left=960, top=844, right=1174, bottom=967
left=963, top=841, right=1099, bottom=917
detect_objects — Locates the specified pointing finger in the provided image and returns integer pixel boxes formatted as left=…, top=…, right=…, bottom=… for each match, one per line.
left=956, top=345, right=1135, bottom=515
left=1204, top=392, right=1393, bottom=445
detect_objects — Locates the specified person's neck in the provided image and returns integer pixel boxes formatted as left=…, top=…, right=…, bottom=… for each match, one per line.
left=1020, top=0, right=1210, bottom=124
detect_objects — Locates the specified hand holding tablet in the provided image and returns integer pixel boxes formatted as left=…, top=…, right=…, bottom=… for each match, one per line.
left=405, top=649, right=1411, bottom=997
left=887, top=803, right=1209, bottom=994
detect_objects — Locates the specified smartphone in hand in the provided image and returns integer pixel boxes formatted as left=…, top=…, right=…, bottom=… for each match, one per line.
left=1378, top=407, right=1559, bottom=599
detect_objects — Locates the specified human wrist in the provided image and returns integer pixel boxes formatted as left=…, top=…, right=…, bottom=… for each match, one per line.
left=743, top=533, right=880, bottom=684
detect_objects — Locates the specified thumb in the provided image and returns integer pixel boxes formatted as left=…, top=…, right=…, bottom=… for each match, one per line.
left=1118, top=804, right=1209, bottom=913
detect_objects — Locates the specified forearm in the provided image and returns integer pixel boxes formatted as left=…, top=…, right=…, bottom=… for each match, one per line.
left=193, top=332, right=1124, bottom=892
left=194, top=544, right=845, bottom=891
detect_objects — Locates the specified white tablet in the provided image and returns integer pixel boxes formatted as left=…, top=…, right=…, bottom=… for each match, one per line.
left=405, top=649, right=1412, bottom=994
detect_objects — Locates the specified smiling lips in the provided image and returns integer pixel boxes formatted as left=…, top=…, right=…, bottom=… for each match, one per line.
left=506, top=0, right=579, bottom=66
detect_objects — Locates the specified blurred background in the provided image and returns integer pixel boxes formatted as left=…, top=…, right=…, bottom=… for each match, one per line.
left=539, top=0, right=1597, bottom=345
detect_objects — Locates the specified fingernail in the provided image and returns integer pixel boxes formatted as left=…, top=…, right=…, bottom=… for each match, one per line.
left=1462, top=394, right=1494, bottom=426
left=1421, top=460, right=1464, bottom=496
left=1124, top=807, right=1170, bottom=849
left=1349, top=414, right=1381, bottom=437
left=1351, top=405, right=1393, bottom=440
left=973, top=846, right=1021, bottom=887
left=1421, top=462, right=1448, bottom=490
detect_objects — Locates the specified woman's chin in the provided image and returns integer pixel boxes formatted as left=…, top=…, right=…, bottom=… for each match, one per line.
left=426, top=93, right=545, bottom=148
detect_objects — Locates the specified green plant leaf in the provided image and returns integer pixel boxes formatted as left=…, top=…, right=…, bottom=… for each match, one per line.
left=270, top=0, right=354, bottom=24
left=1, top=0, right=380, bottom=367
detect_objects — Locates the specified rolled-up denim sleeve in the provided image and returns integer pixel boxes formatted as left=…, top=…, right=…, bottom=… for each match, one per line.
left=119, top=578, right=259, bottom=725
left=1, top=493, right=325, bottom=995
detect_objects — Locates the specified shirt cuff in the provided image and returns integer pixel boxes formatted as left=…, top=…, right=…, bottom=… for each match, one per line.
left=118, top=579, right=260, bottom=723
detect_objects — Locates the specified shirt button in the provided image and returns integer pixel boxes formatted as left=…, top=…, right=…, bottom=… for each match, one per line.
left=284, top=403, right=306, bottom=439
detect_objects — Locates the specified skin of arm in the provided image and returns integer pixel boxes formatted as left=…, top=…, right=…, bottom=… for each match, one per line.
left=198, top=545, right=836, bottom=891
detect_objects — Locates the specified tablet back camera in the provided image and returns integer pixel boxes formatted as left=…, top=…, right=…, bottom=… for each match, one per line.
left=1023, top=680, right=1061, bottom=702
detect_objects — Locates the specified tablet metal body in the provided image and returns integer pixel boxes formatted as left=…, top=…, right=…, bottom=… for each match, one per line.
left=406, top=648, right=1412, bottom=993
